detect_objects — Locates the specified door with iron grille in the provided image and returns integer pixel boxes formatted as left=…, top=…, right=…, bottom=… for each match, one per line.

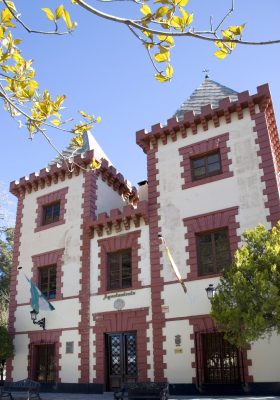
left=106, top=332, right=137, bottom=391
left=35, top=344, right=56, bottom=382
left=202, top=332, right=241, bottom=384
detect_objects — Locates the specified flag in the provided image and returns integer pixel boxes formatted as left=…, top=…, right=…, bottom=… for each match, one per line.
left=159, top=235, right=187, bottom=294
left=25, top=275, right=55, bottom=313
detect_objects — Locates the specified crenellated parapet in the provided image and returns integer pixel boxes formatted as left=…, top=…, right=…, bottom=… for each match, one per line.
left=10, top=150, right=139, bottom=204
left=136, top=84, right=273, bottom=153
left=89, top=200, right=148, bottom=237
left=10, top=150, right=94, bottom=197
left=96, top=158, right=139, bottom=204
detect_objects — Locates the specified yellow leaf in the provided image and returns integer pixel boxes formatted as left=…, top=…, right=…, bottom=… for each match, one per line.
left=42, top=8, right=55, bottom=21
left=228, top=24, right=245, bottom=35
left=215, top=40, right=227, bottom=51
left=169, top=16, right=182, bottom=29
left=51, top=119, right=61, bottom=126
left=62, top=9, right=73, bottom=30
left=140, top=4, right=152, bottom=15
left=158, top=35, right=174, bottom=45
left=95, top=116, right=101, bottom=123
left=0, top=26, right=4, bottom=40
left=71, top=134, right=83, bottom=147
left=154, top=51, right=169, bottom=62
left=143, top=30, right=153, bottom=40
left=155, top=6, right=169, bottom=18
left=154, top=73, right=169, bottom=82
left=79, top=110, right=93, bottom=120
left=1, top=8, right=13, bottom=23
left=165, top=63, right=173, bottom=78
left=214, top=49, right=228, bottom=59
left=6, top=1, right=17, bottom=11
left=176, top=0, right=188, bottom=5
left=55, top=5, right=64, bottom=19
left=222, top=29, right=234, bottom=40
left=180, top=8, right=193, bottom=25
left=90, top=158, right=101, bottom=170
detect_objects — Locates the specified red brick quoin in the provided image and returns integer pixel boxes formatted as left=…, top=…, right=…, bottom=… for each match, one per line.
left=183, top=207, right=240, bottom=280
left=34, top=187, right=68, bottom=233
left=97, top=231, right=142, bottom=294
left=179, top=132, right=233, bottom=189
left=28, top=330, right=62, bottom=382
left=92, top=308, right=149, bottom=388
left=6, top=194, right=25, bottom=381
left=188, top=315, right=253, bottom=384
left=31, top=248, right=64, bottom=301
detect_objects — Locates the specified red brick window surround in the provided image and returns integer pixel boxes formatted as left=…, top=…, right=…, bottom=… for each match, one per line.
left=35, top=187, right=68, bottom=232
left=97, top=231, right=141, bottom=294
left=32, top=248, right=64, bottom=301
left=188, top=315, right=253, bottom=384
left=183, top=207, right=240, bottom=280
left=179, top=132, right=233, bottom=189
left=28, top=330, right=62, bottom=383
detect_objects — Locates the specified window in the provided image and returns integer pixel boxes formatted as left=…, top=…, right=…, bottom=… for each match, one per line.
left=107, top=249, right=132, bottom=290
left=191, top=151, right=221, bottom=181
left=35, top=187, right=68, bottom=233
left=196, top=229, right=230, bottom=276
left=195, top=332, right=242, bottom=384
left=35, top=344, right=56, bottom=382
left=42, top=202, right=60, bottom=225
left=39, top=265, right=56, bottom=299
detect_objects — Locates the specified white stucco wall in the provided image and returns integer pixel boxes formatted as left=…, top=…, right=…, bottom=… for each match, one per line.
left=60, top=330, right=81, bottom=382
left=12, top=334, right=29, bottom=380
left=248, top=333, right=280, bottom=381
left=163, top=320, right=194, bottom=383
left=96, top=177, right=127, bottom=215
left=16, top=174, right=84, bottom=320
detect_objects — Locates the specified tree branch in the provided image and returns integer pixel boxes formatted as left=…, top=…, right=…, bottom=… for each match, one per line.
left=74, top=0, right=280, bottom=45
left=2, top=0, right=69, bottom=35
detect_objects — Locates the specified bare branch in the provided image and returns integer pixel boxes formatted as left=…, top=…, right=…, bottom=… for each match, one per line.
left=214, top=0, right=234, bottom=33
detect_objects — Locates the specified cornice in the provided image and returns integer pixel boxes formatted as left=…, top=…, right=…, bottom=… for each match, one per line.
left=136, top=84, right=272, bottom=153
left=10, top=150, right=139, bottom=203
left=89, top=200, right=148, bottom=237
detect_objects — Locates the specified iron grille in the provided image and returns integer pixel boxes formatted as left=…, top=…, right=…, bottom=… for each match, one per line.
left=195, top=331, right=244, bottom=385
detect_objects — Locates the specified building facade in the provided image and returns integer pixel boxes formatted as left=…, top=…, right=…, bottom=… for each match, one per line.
left=7, top=80, right=280, bottom=395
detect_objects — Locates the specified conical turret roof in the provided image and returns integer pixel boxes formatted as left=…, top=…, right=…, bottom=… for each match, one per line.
left=174, top=77, right=238, bottom=120
left=49, top=131, right=111, bottom=167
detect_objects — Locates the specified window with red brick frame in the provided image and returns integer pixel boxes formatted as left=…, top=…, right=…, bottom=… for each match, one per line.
left=97, top=231, right=141, bottom=294
left=34, top=187, right=68, bottom=233
left=179, top=132, right=233, bottom=189
left=32, top=249, right=64, bottom=301
left=183, top=207, right=240, bottom=280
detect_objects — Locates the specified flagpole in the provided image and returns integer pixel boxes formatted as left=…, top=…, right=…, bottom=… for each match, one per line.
left=158, top=234, right=187, bottom=294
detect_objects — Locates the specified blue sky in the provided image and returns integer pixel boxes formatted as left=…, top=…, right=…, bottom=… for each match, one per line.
left=1, top=0, right=280, bottom=222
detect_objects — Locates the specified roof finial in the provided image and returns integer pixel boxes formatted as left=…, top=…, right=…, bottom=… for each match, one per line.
left=203, top=68, right=209, bottom=79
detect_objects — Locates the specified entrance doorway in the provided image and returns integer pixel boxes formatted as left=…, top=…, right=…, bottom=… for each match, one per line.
left=35, top=344, right=56, bottom=382
left=106, top=332, right=137, bottom=391
left=202, top=332, right=241, bottom=384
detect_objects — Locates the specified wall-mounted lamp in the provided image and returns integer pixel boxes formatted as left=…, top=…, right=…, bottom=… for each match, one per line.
left=205, top=284, right=217, bottom=299
left=30, top=309, right=45, bottom=330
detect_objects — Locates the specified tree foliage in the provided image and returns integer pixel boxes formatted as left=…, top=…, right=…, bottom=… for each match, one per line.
left=0, top=227, right=13, bottom=327
left=211, top=223, right=280, bottom=348
left=0, top=325, right=14, bottom=379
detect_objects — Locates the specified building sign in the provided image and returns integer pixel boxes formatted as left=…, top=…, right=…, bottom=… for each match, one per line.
left=103, top=291, right=136, bottom=300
